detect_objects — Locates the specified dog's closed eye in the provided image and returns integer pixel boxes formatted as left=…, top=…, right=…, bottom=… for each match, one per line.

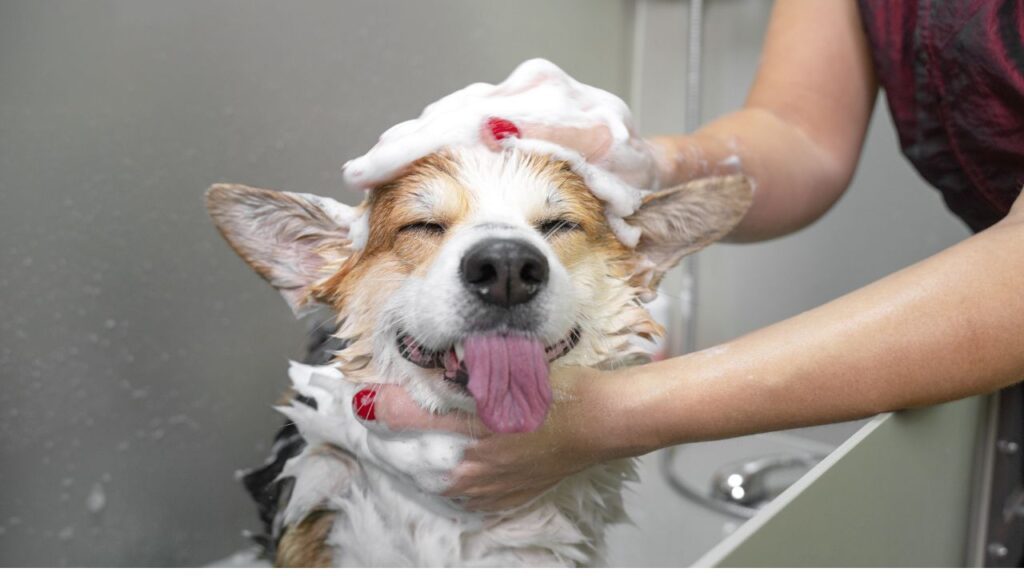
left=536, top=218, right=580, bottom=237
left=399, top=221, right=447, bottom=235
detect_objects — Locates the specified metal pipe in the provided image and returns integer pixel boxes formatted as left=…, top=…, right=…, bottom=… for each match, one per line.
left=681, top=0, right=703, bottom=356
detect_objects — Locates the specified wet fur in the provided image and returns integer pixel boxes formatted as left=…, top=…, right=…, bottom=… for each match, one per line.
left=207, top=149, right=752, bottom=566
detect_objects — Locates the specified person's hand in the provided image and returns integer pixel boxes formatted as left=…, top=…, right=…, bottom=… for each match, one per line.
left=478, top=120, right=735, bottom=197
left=479, top=119, right=678, bottom=194
left=358, top=365, right=620, bottom=511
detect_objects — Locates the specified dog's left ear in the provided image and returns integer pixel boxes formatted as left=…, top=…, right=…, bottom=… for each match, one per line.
left=626, top=174, right=754, bottom=293
left=205, top=183, right=362, bottom=316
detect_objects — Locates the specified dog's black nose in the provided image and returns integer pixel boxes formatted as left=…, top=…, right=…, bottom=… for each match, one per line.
left=461, top=239, right=549, bottom=307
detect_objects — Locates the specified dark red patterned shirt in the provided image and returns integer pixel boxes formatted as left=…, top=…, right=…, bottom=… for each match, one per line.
left=858, top=0, right=1024, bottom=231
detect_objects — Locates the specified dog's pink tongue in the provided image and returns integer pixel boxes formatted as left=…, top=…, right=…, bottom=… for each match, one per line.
left=463, top=334, right=551, bottom=434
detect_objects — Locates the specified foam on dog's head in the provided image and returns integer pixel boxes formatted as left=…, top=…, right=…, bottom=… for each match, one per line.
left=342, top=58, right=658, bottom=248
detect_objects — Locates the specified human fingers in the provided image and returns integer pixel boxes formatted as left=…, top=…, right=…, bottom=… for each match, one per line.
left=355, top=383, right=491, bottom=438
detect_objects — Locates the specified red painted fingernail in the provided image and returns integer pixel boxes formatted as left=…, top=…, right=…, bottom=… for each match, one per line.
left=486, top=117, right=520, bottom=141
left=353, top=389, right=376, bottom=421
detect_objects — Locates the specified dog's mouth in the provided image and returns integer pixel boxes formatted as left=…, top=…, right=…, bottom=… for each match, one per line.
left=395, top=327, right=581, bottom=434
left=396, top=327, right=581, bottom=383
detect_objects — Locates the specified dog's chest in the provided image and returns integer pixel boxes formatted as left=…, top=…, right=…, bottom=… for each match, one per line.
left=274, top=362, right=636, bottom=567
left=318, top=461, right=630, bottom=567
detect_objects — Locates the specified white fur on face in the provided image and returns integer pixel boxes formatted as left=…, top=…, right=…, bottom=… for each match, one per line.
left=393, top=225, right=575, bottom=349
left=371, top=149, right=583, bottom=411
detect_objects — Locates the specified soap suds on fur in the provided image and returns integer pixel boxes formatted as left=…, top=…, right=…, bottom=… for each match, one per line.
left=342, top=59, right=657, bottom=247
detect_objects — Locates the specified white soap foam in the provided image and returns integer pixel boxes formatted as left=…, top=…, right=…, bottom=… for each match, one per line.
left=342, top=58, right=657, bottom=247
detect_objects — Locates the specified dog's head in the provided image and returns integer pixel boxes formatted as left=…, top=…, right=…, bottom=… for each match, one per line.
left=207, top=148, right=751, bottom=433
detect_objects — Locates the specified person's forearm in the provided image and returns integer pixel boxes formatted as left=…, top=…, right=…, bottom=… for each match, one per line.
left=650, top=108, right=855, bottom=241
left=603, top=208, right=1024, bottom=456
left=650, top=0, right=877, bottom=242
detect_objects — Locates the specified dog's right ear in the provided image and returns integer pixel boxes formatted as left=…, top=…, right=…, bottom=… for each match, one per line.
left=205, top=183, right=362, bottom=316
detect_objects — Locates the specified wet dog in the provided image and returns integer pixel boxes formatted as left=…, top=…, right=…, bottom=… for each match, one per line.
left=206, top=148, right=751, bottom=566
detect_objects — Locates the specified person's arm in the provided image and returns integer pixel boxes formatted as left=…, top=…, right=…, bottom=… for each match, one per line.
left=652, top=0, right=878, bottom=241
left=602, top=194, right=1024, bottom=455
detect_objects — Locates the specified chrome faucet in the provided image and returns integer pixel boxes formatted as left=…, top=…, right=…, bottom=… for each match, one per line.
left=709, top=453, right=822, bottom=509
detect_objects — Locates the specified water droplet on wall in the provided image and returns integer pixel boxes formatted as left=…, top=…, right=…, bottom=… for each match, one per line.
left=86, top=483, right=106, bottom=514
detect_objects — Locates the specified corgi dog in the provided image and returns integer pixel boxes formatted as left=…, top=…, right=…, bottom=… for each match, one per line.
left=206, top=148, right=751, bottom=566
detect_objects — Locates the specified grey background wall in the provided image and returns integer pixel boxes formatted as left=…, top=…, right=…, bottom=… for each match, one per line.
left=0, top=0, right=973, bottom=567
